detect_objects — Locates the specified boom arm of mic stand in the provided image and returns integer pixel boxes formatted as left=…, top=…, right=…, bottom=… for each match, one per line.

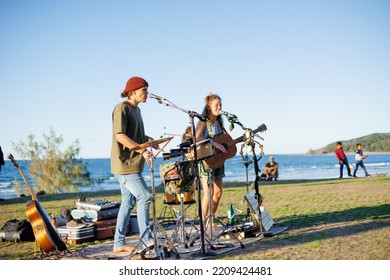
left=153, top=98, right=207, bottom=122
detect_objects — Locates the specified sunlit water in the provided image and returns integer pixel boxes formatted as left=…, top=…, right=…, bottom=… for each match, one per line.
left=1, top=154, right=389, bottom=200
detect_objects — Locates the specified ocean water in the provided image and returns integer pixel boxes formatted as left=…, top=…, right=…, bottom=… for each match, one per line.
left=1, top=154, right=389, bottom=200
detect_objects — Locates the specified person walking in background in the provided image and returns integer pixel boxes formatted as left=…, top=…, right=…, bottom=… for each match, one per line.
left=111, top=76, right=154, bottom=253
left=334, top=141, right=352, bottom=178
left=353, top=143, right=371, bottom=178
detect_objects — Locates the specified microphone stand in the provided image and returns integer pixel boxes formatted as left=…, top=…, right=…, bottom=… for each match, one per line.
left=150, top=96, right=214, bottom=257
left=239, top=139, right=254, bottom=221
left=227, top=115, right=265, bottom=230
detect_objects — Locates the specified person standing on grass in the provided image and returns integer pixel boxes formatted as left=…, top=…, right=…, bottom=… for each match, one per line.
left=334, top=141, right=352, bottom=179
left=353, top=143, right=371, bottom=178
left=111, top=76, right=155, bottom=253
left=195, top=93, right=227, bottom=225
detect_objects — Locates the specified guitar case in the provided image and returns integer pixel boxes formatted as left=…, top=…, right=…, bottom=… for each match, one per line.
left=57, top=225, right=95, bottom=245
left=93, top=214, right=138, bottom=240
left=0, top=219, right=35, bottom=243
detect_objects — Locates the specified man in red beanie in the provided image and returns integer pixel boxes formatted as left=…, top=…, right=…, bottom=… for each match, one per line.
left=111, top=76, right=154, bottom=253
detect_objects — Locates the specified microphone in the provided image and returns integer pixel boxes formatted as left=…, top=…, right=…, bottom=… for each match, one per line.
left=219, top=110, right=238, bottom=131
left=148, top=93, right=165, bottom=101
left=219, top=110, right=238, bottom=120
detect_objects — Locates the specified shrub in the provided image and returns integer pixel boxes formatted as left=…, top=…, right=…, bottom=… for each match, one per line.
left=12, top=128, right=94, bottom=195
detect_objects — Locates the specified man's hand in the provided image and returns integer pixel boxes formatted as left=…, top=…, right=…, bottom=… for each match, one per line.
left=143, top=150, right=152, bottom=166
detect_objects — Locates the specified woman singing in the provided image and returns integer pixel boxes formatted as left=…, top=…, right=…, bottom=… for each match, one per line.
left=195, top=93, right=227, bottom=228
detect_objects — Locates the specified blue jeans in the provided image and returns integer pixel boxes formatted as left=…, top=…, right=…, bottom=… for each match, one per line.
left=353, top=161, right=368, bottom=176
left=113, top=173, right=152, bottom=248
left=339, top=158, right=351, bottom=177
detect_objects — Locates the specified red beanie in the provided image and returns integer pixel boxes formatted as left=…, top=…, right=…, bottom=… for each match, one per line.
left=122, top=76, right=149, bottom=94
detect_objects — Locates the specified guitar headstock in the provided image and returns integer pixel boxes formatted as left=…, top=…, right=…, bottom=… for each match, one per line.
left=7, top=153, right=20, bottom=168
left=254, top=123, right=267, bottom=133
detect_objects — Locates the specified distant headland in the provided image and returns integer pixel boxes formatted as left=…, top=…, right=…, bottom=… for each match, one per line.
left=307, top=132, right=390, bottom=154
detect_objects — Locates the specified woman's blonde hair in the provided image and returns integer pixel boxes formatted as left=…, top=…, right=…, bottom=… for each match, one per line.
left=202, top=92, right=223, bottom=126
left=204, top=93, right=221, bottom=106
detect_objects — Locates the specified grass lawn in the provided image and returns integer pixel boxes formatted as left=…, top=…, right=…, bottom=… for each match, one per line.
left=0, top=176, right=389, bottom=260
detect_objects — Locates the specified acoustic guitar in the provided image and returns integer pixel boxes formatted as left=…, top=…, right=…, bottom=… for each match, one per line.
left=204, top=124, right=267, bottom=169
left=8, top=154, right=66, bottom=253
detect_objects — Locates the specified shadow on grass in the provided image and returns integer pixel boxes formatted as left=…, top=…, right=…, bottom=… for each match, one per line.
left=277, top=204, right=390, bottom=227
left=258, top=178, right=345, bottom=186
left=271, top=204, right=390, bottom=244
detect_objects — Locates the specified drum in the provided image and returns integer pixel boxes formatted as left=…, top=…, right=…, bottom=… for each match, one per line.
left=160, top=160, right=196, bottom=195
left=163, top=193, right=177, bottom=204
left=163, top=184, right=196, bottom=205
left=176, top=183, right=196, bottom=203
left=185, top=139, right=215, bottom=161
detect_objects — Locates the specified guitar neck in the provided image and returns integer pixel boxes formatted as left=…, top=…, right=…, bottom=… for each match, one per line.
left=8, top=154, right=38, bottom=200
left=18, top=166, right=38, bottom=201
left=228, top=125, right=267, bottom=147
left=230, top=135, right=246, bottom=146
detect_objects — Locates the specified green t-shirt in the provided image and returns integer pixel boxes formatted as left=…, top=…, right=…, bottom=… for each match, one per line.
left=111, top=101, right=147, bottom=174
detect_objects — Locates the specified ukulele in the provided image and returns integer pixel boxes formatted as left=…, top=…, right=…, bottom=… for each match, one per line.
left=8, top=154, right=66, bottom=253
left=204, top=124, right=267, bottom=169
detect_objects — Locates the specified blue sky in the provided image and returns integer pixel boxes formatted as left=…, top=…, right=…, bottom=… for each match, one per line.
left=1, top=0, right=389, bottom=159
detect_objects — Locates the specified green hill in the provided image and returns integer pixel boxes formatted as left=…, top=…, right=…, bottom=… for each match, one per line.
left=307, top=132, right=390, bottom=154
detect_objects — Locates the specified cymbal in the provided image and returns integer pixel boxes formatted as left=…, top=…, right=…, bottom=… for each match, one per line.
left=129, top=136, right=173, bottom=151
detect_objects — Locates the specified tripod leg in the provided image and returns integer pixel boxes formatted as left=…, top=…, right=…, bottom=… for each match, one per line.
left=180, top=194, right=186, bottom=246
left=217, top=228, right=245, bottom=249
left=169, top=205, right=189, bottom=248
left=155, top=222, right=180, bottom=259
left=130, top=223, right=154, bottom=258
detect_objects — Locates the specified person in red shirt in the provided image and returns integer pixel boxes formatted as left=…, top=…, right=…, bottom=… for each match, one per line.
left=334, top=142, right=352, bottom=178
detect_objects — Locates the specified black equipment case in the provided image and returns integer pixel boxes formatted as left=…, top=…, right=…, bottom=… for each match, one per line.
left=0, top=219, right=35, bottom=243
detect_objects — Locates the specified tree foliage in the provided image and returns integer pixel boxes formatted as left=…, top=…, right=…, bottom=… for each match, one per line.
left=12, top=128, right=94, bottom=195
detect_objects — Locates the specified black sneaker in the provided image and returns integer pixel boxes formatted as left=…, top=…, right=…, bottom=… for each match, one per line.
left=366, top=174, right=371, bottom=177
left=353, top=175, right=358, bottom=178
